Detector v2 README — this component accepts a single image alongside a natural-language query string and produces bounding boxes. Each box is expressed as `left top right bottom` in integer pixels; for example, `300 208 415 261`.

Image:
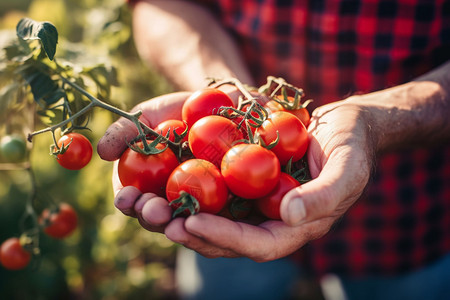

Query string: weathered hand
97 89 375 262
159 99 374 261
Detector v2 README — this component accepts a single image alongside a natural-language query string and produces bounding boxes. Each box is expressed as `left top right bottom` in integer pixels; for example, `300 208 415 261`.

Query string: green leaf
81 64 118 99
16 18 58 61
37 106 64 126
18 64 62 105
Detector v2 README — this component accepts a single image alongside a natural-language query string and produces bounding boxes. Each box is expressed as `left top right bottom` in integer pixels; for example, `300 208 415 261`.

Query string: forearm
131 0 253 91
346 61 450 153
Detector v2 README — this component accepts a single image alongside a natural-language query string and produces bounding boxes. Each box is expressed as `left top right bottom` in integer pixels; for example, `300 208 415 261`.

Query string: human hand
159 99 375 261
98 89 374 262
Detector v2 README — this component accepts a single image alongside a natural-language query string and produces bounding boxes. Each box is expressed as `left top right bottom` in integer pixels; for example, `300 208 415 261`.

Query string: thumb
280 166 363 226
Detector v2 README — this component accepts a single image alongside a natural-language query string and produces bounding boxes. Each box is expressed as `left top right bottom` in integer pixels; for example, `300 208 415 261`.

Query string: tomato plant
182 88 235 127
0 237 31 270
39 202 78 239
154 119 188 143
188 115 244 167
166 159 228 216
0 135 27 163
55 133 93 170
221 143 281 199
256 111 309 166
118 142 179 196
255 172 300 220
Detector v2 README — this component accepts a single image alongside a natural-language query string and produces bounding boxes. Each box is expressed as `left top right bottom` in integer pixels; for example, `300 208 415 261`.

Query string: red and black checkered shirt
132 0 450 277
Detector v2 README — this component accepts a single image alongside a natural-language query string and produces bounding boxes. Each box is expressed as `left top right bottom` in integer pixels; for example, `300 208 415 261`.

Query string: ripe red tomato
256 111 308 166
265 97 311 127
188 115 244 167
221 144 281 199
255 172 300 220
0 237 31 270
154 119 188 143
182 88 235 127
56 133 93 170
166 159 228 216
118 142 179 196
40 203 78 239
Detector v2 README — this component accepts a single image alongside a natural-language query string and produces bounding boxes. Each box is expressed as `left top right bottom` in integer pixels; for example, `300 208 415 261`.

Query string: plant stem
60 77 181 149
209 78 256 109
28 75 177 150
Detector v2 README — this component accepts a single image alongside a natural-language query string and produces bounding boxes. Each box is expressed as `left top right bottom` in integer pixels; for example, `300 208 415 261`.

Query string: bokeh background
0 0 179 299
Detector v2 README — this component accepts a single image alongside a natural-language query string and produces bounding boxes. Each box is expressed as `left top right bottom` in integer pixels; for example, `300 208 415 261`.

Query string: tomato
264 97 311 127
255 172 300 220
55 133 93 170
0 237 31 270
0 135 27 163
40 203 78 239
118 142 179 196
154 119 188 143
256 111 308 166
182 88 235 127
188 115 244 167
166 159 228 216
221 144 281 199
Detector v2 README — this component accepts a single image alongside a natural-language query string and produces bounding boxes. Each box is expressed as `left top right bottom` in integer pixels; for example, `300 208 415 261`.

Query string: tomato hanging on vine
54 133 93 170
0 237 31 270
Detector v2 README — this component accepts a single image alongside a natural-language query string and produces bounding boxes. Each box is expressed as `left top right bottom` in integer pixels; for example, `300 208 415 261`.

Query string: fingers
280 148 370 226
166 213 333 262
165 216 239 259
134 193 171 233
167 213 284 261
114 186 141 217
114 185 172 233
141 195 172 225
186 214 276 260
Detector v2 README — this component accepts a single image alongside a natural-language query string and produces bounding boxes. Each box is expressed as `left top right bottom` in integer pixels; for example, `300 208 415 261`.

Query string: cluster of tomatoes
0 202 78 270
0 133 86 271
118 87 311 220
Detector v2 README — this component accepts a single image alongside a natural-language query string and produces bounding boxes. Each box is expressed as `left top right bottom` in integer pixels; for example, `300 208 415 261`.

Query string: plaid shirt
132 0 450 277
192 0 450 278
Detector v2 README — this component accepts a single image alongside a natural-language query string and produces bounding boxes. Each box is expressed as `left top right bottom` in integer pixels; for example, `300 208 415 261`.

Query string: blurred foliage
0 0 178 299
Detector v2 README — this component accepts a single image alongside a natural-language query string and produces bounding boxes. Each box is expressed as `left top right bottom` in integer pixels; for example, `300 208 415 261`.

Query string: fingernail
287 198 306 225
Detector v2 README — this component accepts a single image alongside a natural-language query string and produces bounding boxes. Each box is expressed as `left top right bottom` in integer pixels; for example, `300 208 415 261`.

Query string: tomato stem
169 191 200 217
